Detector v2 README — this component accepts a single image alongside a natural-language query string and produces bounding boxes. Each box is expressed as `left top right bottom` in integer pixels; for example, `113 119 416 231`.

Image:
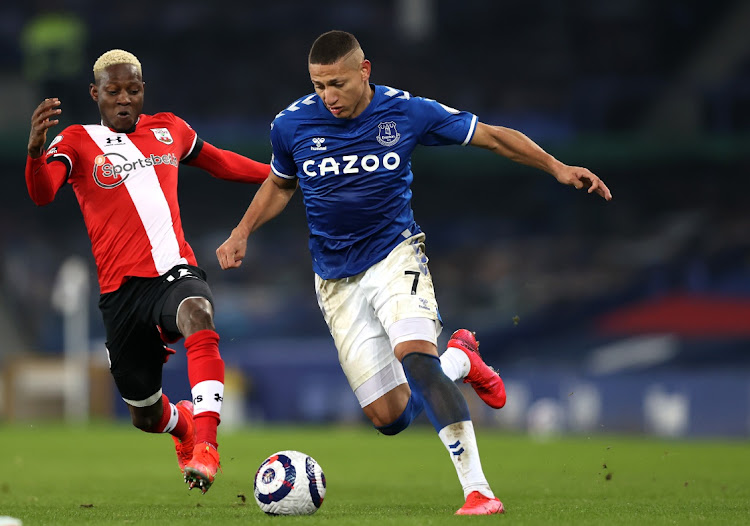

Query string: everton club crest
151 128 174 144
376 121 400 147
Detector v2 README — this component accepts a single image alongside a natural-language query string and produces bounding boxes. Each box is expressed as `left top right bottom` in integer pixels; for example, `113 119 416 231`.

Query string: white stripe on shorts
388 317 440 348
353 359 407 407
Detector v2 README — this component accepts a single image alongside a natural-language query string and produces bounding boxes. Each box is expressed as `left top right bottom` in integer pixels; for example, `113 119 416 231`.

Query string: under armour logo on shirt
106 136 124 145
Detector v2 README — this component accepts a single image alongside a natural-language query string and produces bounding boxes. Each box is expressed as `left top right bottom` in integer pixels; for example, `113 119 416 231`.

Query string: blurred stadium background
1 0 749 438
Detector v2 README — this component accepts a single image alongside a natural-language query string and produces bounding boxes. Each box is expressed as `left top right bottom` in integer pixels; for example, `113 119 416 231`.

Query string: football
253 450 326 515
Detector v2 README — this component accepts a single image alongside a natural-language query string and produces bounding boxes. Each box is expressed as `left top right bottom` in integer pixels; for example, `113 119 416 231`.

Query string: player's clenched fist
216 232 247 269
28 98 62 158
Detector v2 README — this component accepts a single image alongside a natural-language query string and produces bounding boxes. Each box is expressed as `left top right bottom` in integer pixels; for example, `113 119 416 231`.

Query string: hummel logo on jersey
106 136 124 145
311 137 327 151
376 121 400 147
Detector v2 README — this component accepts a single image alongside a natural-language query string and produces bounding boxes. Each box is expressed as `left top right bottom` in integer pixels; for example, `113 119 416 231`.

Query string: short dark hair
308 30 361 65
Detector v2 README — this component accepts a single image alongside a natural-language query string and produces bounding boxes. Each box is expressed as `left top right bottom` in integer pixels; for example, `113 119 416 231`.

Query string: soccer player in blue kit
217 30 612 515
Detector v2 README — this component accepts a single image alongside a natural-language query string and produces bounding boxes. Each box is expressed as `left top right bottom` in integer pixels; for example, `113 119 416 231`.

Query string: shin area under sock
401 352 470 431
184 329 224 447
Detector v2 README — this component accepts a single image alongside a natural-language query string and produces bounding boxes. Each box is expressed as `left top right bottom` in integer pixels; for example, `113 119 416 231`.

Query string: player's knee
177 297 215 335
373 395 421 435
401 352 443 385
375 415 409 436
366 405 404 431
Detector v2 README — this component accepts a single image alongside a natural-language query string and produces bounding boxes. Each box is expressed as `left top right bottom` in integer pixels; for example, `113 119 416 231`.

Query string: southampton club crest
376 121 400 147
150 127 173 144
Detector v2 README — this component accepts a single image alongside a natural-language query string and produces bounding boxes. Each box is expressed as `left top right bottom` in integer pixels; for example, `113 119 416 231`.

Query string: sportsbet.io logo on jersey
92 152 178 189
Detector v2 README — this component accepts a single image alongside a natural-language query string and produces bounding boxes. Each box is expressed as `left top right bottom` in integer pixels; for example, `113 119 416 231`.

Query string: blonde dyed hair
92 49 142 81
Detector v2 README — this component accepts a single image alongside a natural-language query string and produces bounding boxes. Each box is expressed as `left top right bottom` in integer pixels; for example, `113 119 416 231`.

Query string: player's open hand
216 231 248 270
554 164 612 201
28 98 62 158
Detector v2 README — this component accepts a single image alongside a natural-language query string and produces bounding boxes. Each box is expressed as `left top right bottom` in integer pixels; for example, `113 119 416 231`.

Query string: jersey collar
100 115 141 134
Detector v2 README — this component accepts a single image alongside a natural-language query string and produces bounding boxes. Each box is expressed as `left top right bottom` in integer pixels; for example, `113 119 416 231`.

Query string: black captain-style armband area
181 136 204 163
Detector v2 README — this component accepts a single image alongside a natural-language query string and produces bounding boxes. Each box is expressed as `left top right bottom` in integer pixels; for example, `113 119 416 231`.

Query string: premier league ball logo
253 450 326 515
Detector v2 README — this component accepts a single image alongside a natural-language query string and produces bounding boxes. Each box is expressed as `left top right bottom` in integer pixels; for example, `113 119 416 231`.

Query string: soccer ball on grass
253 450 326 515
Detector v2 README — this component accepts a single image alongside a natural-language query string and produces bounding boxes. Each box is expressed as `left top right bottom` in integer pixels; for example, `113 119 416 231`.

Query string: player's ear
90 83 98 102
361 59 371 81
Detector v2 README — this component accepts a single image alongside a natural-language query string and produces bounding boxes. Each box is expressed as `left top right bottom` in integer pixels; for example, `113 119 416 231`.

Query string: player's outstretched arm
216 174 298 270
25 98 68 206
186 141 271 185
470 122 612 201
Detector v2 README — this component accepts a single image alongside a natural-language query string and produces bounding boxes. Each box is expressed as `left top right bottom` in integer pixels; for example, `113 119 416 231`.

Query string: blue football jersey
270 84 478 279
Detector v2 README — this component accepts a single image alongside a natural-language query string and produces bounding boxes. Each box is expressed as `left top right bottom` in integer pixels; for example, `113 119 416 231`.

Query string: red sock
184 329 224 448
146 394 188 437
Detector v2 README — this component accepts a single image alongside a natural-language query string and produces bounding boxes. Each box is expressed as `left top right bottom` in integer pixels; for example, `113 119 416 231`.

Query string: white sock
191 380 224 417
438 421 495 499
440 347 471 382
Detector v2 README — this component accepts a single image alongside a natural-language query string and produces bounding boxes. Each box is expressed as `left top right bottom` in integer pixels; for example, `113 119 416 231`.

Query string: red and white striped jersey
45 113 199 293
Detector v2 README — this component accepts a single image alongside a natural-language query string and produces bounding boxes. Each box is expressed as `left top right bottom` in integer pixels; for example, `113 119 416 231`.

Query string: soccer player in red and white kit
25 49 270 494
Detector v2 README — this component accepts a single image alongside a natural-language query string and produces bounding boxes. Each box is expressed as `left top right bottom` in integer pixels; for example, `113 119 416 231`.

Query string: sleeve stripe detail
461 115 478 146
271 164 295 179
47 153 73 178
182 132 200 161
181 137 204 163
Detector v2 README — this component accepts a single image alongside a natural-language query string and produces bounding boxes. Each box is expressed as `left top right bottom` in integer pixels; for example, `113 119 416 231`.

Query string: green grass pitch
2 422 749 525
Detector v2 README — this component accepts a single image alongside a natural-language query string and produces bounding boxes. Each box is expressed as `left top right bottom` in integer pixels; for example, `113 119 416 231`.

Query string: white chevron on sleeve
383 86 400 97
384 86 411 100
276 95 315 118
439 102 460 114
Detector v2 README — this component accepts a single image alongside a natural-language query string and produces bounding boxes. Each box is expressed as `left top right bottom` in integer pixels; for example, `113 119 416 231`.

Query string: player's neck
350 84 374 119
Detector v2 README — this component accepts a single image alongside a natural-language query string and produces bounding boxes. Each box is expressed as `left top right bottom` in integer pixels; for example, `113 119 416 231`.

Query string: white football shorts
314 233 442 407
